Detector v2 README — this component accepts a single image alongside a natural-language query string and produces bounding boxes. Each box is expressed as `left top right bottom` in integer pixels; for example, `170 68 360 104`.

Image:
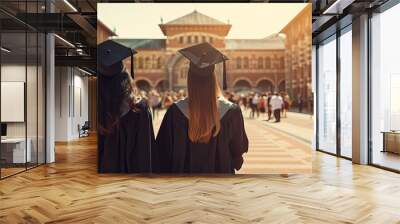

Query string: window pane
371 4 400 171
27 31 38 168
1 31 28 177
340 29 352 158
318 36 337 154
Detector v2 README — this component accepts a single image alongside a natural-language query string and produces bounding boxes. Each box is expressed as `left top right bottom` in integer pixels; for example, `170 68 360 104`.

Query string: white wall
1 65 33 138
54 67 89 141
71 73 89 138
1 63 46 164
1 65 26 139
55 66 69 141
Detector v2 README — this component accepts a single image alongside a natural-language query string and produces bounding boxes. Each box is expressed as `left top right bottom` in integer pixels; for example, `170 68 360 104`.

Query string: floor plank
0 117 400 223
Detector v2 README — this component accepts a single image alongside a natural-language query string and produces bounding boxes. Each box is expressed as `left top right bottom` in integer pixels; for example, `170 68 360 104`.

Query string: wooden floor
1 167 26 178
1 133 400 223
372 151 400 171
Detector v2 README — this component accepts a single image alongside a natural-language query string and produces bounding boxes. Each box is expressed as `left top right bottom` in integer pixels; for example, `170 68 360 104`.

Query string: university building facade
101 6 311 103
280 4 312 106
114 10 289 93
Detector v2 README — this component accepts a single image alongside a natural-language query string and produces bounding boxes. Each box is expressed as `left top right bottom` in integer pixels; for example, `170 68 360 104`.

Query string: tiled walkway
244 109 314 143
238 112 312 174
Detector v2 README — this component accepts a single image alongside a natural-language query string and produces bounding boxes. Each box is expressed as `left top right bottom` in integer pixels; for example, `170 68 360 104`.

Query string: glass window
152 55 156 69
244 57 249 69
157 57 162 69
138 57 143 69
317 35 337 154
280 57 285 69
257 57 263 69
145 57 150 69
371 3 400 171
1 31 28 177
265 57 271 69
0 1 46 178
339 27 352 158
236 57 242 69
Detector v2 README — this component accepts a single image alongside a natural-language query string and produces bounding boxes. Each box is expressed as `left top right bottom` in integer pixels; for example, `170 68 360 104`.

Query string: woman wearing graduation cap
97 40 155 173
155 42 248 174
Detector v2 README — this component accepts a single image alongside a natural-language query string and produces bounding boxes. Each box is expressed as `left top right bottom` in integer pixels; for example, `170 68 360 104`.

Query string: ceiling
1 0 97 72
311 0 391 43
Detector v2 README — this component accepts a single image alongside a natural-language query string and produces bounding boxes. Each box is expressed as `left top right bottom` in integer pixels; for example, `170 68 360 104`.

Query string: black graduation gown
98 100 155 173
155 98 248 174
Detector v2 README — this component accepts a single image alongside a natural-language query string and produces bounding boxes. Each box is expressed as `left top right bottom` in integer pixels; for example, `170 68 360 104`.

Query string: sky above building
98 3 308 39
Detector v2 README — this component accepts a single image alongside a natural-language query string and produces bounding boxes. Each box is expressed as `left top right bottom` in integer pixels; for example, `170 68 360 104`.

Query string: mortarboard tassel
131 51 134 79
222 60 227 90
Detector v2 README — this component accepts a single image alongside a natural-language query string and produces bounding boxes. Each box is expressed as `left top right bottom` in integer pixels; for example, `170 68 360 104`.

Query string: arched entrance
256 79 274 92
136 79 151 92
278 80 286 92
155 80 168 92
233 79 252 92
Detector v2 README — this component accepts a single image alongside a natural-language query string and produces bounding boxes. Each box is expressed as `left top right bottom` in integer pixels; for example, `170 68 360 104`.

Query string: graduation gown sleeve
127 102 155 173
99 101 155 173
229 106 249 171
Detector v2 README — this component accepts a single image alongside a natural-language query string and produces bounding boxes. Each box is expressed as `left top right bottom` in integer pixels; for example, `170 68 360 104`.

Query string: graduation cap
98 40 137 78
179 42 229 90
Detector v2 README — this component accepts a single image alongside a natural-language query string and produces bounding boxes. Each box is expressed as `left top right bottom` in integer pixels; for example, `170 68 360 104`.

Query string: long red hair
187 64 221 143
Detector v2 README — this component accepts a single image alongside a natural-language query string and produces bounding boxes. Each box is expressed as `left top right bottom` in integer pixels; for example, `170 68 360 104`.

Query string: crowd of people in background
225 91 291 123
141 89 187 120
139 88 294 123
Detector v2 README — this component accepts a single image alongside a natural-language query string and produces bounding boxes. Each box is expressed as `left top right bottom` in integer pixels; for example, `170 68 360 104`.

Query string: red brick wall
280 4 312 100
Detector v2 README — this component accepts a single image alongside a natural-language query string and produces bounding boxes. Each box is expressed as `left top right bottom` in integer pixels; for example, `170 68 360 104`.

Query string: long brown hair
98 66 138 136
187 64 221 143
